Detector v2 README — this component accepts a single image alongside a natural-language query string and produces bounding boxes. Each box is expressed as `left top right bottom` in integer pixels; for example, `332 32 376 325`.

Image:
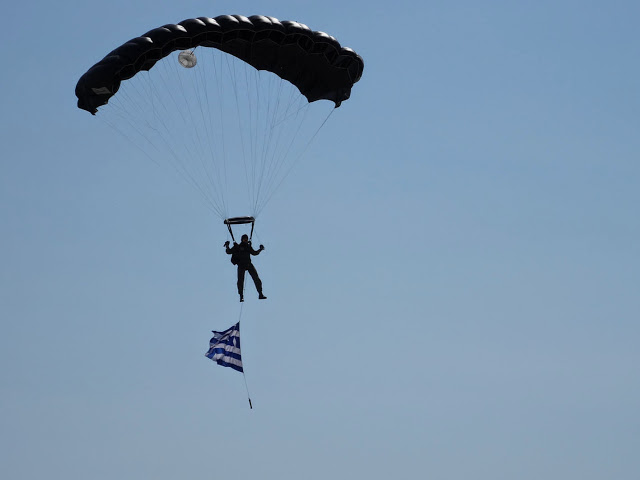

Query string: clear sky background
1 1 639 479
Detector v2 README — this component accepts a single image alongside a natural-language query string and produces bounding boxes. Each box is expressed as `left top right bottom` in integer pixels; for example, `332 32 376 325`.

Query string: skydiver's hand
224 240 230 247
259 244 264 250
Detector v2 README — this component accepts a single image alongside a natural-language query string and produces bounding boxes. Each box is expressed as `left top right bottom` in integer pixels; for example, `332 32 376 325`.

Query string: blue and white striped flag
205 322 243 372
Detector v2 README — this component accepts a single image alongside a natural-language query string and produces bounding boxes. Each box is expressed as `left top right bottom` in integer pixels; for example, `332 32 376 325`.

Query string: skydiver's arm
250 244 265 255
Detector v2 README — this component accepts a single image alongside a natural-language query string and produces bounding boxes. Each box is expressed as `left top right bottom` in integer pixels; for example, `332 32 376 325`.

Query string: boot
239 294 244 302
259 293 267 300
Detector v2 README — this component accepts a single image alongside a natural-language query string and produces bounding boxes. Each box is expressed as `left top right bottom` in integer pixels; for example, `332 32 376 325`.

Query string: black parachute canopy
76 14 364 114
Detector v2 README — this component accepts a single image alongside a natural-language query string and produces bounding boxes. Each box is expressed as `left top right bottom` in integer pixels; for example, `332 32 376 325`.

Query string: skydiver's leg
247 264 263 294
237 266 246 297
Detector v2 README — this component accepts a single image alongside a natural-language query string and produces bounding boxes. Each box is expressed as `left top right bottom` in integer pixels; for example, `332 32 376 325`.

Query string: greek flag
205 322 243 372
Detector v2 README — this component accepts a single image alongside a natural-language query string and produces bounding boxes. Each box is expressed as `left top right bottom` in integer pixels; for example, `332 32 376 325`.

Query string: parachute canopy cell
75 14 364 114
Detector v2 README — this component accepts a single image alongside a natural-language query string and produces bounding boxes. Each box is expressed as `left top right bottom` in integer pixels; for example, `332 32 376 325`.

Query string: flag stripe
207 348 241 361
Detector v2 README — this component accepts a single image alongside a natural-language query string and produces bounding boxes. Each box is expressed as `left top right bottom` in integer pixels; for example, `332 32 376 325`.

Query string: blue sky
1 1 639 479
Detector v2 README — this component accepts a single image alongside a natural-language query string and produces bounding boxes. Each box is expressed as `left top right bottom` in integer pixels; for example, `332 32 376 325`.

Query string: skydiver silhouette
224 234 266 302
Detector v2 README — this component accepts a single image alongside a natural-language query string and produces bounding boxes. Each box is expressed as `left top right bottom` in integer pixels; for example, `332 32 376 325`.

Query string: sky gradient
1 1 639 479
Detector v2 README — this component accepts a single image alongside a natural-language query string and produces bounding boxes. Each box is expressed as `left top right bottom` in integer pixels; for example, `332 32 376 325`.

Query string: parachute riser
224 216 256 243
226 223 236 243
